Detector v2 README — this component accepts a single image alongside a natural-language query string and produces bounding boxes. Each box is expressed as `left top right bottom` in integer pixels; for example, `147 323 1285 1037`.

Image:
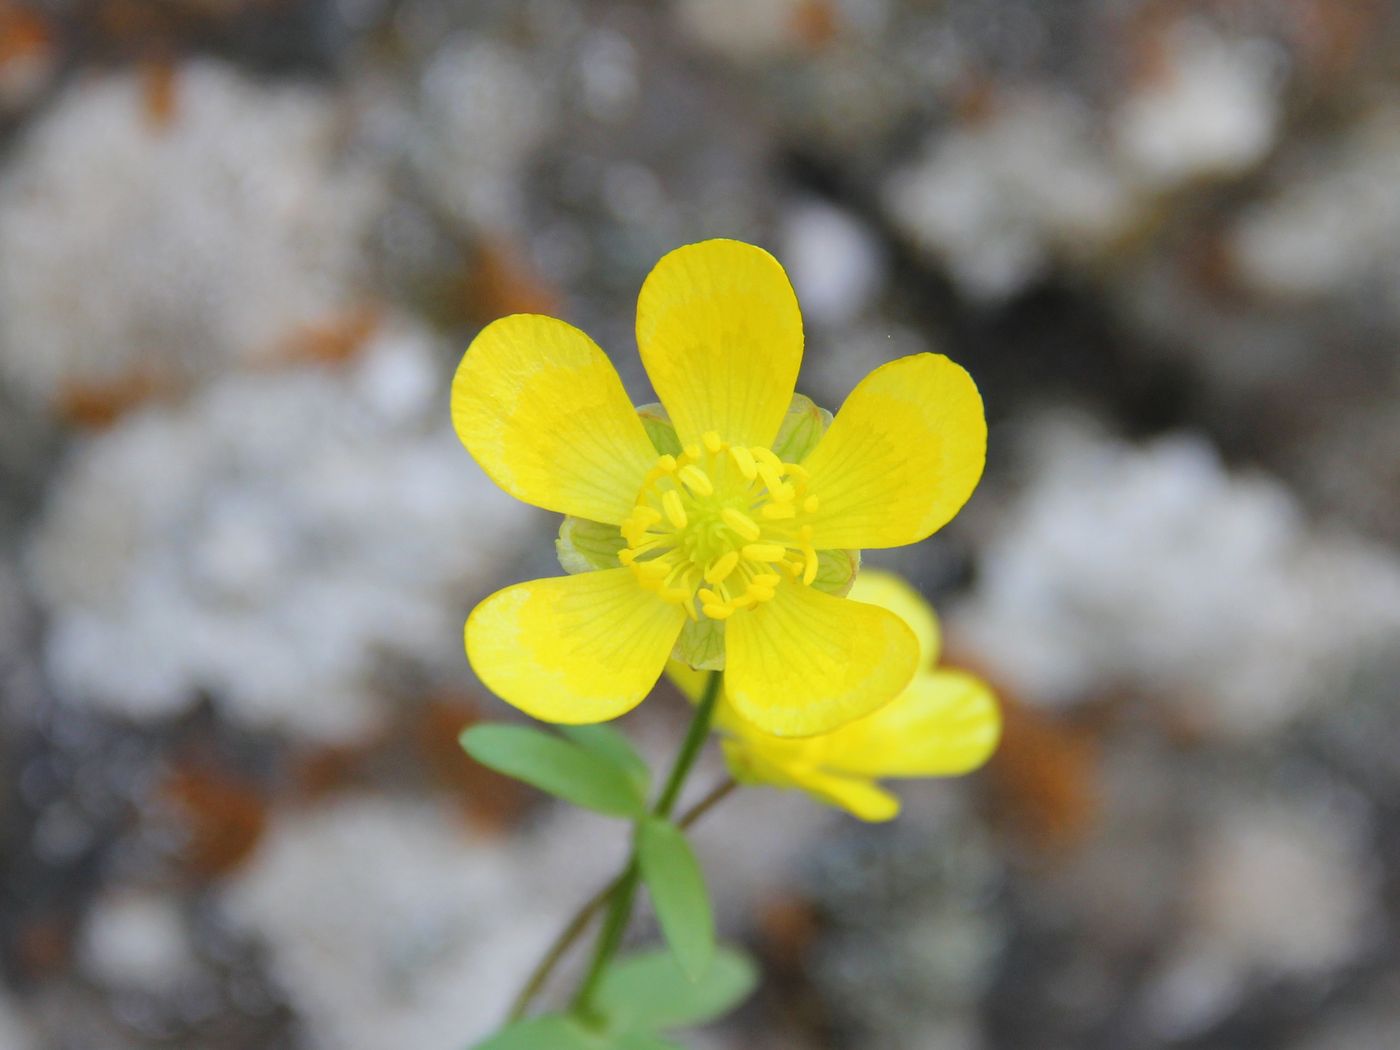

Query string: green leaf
637 818 714 980
770 393 832 463
636 402 682 456
613 1034 686 1050
461 725 648 819
559 725 650 797
471 1015 604 1050
594 947 758 1034
557 517 627 574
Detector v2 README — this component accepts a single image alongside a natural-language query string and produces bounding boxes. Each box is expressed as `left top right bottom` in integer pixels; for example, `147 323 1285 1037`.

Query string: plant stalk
567 670 723 1018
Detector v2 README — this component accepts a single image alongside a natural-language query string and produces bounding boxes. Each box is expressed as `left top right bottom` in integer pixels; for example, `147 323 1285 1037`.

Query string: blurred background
0 1 1398 1047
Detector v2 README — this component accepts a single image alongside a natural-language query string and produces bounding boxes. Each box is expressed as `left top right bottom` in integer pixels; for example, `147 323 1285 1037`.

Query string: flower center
620 431 820 620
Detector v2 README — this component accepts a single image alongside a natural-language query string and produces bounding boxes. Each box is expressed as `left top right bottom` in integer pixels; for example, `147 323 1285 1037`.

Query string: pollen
619 434 824 619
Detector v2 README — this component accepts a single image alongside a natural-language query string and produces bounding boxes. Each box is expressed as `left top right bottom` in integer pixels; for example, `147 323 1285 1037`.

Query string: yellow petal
847 569 942 667
635 240 803 449
824 670 1001 778
791 767 901 821
723 738 900 821
452 314 657 524
801 354 986 549
724 584 918 737
466 568 686 724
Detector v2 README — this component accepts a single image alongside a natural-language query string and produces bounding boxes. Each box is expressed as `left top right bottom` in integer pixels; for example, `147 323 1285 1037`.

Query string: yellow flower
670 570 1001 820
452 239 985 737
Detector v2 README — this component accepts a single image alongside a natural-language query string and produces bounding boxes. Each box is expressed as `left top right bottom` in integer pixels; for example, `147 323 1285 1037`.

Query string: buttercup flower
452 239 985 736
670 571 1001 820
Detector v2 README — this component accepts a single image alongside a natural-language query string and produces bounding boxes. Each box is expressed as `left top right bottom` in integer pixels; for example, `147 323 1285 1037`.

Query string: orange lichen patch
755 892 822 972
464 238 561 322
160 765 268 880
14 914 73 980
1283 0 1383 78
0 3 54 109
141 56 179 129
790 0 840 50
418 697 534 835
981 692 1101 854
290 740 377 800
951 74 1002 126
94 0 170 44
56 371 172 428
275 305 383 367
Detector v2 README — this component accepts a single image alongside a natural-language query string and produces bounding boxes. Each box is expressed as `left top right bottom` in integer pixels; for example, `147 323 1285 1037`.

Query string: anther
701 603 733 620
721 508 761 541
702 431 724 453
662 490 687 529
756 461 793 501
678 465 714 496
729 446 758 481
639 560 672 580
704 550 740 584
657 454 677 473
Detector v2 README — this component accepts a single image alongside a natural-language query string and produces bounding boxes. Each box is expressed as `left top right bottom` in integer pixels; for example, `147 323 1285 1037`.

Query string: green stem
505 777 737 1022
569 670 724 1017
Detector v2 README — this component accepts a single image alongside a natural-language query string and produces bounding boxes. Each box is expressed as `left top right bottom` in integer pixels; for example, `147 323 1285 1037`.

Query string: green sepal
460 725 648 819
671 616 724 672
637 818 714 980
812 548 860 597
636 402 682 456
557 517 627 574
594 947 758 1035
559 724 650 798
770 393 832 463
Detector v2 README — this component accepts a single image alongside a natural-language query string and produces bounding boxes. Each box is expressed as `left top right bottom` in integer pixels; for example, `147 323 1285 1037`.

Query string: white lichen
26 318 534 741
0 60 383 408
953 413 1400 739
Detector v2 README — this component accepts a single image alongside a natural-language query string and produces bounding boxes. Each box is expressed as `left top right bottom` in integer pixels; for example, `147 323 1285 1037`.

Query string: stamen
701 603 734 620
704 550 740 584
678 465 714 496
800 526 819 586
638 560 672 581
662 490 687 528
729 446 758 481
742 544 787 563
760 502 795 520
721 508 761 541
702 431 724 453
756 460 793 501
